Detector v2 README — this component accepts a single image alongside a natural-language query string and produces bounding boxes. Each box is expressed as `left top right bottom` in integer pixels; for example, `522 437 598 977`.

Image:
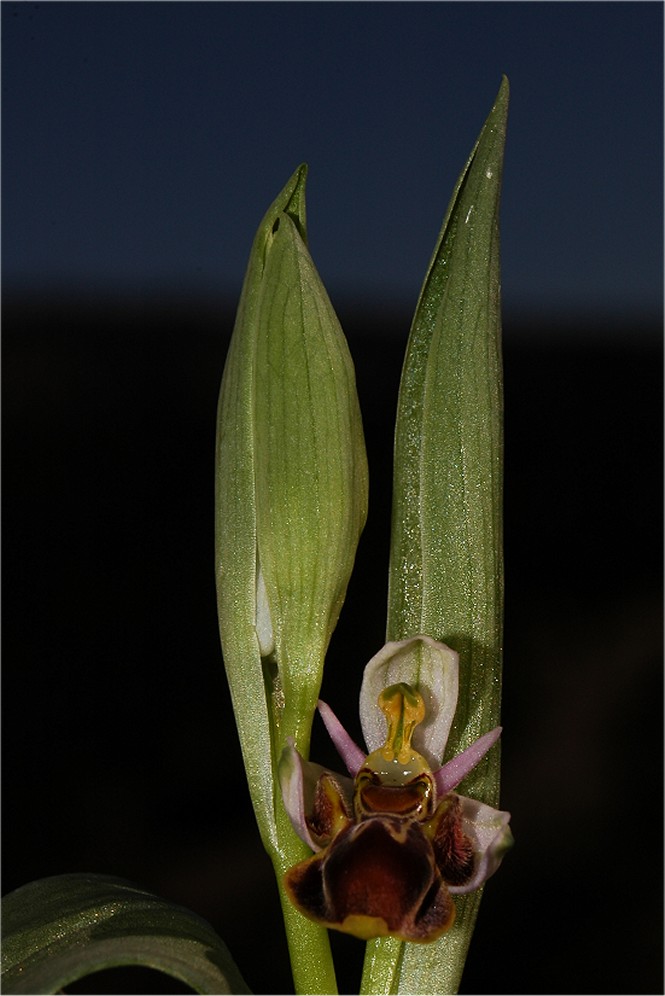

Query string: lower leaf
1 873 251 995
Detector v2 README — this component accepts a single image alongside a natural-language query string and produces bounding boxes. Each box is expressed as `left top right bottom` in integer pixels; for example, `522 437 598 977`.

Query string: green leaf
388 79 508 773
1 873 251 995
362 76 509 996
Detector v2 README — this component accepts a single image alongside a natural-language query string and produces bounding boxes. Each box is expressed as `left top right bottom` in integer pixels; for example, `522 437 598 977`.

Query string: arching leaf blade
1 873 251 995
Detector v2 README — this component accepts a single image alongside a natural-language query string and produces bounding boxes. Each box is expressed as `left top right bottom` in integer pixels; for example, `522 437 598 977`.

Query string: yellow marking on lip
339 913 390 940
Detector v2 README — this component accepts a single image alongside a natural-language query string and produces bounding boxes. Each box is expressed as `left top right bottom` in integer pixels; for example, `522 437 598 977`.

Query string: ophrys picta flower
279 636 512 942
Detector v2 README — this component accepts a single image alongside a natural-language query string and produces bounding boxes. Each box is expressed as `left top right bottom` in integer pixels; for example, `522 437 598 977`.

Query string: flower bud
215 165 368 852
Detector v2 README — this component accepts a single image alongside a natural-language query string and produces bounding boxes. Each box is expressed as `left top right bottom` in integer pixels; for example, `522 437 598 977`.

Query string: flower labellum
279 636 512 942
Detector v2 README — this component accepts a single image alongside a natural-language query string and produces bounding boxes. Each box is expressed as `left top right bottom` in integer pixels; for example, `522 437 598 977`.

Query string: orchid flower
279 636 512 943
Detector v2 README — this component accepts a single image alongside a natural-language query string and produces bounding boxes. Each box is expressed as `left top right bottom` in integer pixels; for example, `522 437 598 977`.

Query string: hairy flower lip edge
278 635 512 895
279 742 338 852
447 796 513 895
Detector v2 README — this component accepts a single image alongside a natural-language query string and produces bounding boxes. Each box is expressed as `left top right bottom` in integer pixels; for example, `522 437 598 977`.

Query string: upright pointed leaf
362 77 509 996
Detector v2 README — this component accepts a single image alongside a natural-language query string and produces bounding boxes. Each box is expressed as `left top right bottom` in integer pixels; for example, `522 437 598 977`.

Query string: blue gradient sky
3 1 663 322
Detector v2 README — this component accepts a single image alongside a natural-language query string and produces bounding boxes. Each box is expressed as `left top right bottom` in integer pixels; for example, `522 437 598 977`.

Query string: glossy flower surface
279 636 512 942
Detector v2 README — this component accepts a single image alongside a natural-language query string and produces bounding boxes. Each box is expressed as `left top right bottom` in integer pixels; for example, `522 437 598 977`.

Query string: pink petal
317 700 366 776
434 727 503 796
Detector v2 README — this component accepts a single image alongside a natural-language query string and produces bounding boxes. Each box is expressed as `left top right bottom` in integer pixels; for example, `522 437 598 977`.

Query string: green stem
272 789 338 995
360 937 403 995
275 873 338 995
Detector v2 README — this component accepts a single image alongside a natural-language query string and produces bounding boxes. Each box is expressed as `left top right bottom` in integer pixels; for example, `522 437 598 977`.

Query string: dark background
3 3 663 994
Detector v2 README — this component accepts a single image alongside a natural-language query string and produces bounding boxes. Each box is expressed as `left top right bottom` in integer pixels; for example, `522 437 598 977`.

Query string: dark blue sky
3 2 663 325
